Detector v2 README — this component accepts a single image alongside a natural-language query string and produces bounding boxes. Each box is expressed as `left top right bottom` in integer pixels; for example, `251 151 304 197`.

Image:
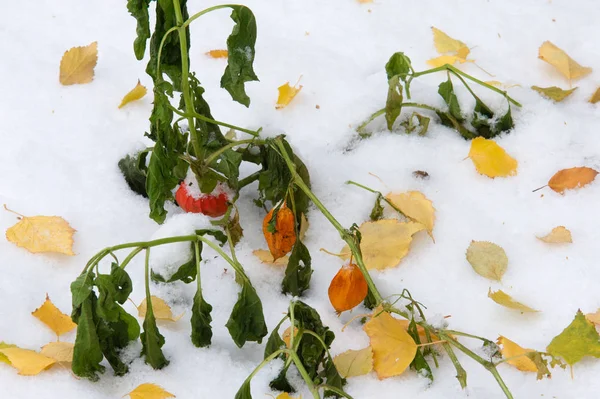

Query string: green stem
144 248 153 305
168 104 260 137
181 4 234 30
203 139 263 166
289 351 321 399
319 385 355 399
156 26 179 78
345 180 409 219
239 348 288 389
444 330 493 342
441 341 468 389
238 171 261 189
357 109 385 134
194 241 202 296
196 235 249 283
119 247 144 269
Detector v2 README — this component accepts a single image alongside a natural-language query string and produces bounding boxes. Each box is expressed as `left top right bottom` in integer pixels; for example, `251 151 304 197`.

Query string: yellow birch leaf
531 86 577 102
468 137 518 178
466 241 507 281
590 87 600 104
5 207 76 255
538 41 592 81
497 336 537 372
537 226 572 244
59 42 98 85
488 289 539 313
126 383 175 399
431 27 470 59
137 296 183 322
339 220 425 270
119 80 147 109
385 191 435 240
333 347 374 378
40 342 74 363
276 394 301 399
205 49 228 58
276 80 303 109
426 55 474 68
548 167 598 193
32 294 77 337
253 249 289 266
0 342 16 365
0 347 56 376
364 311 417 379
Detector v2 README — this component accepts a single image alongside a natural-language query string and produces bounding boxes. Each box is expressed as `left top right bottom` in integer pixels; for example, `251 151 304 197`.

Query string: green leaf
438 76 463 122
118 151 149 198
474 96 494 119
95 264 134 322
492 104 514 135
363 288 378 310
234 380 252 399
191 290 213 348
436 111 477 140
320 357 346 397
226 280 268 347
96 306 140 376
220 6 259 107
152 243 197 284
264 319 286 359
369 194 384 221
282 240 313 297
126 0 151 60
385 75 403 131
531 86 577 102
71 271 95 313
547 310 600 365
407 318 433 383
385 52 412 81
269 366 295 393
72 294 105 381
140 296 169 369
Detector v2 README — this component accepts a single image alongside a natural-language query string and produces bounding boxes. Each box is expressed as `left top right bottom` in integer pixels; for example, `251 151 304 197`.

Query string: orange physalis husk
263 202 297 260
328 263 369 313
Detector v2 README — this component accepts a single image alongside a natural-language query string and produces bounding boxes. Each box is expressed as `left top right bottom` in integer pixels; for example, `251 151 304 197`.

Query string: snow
2 0 600 398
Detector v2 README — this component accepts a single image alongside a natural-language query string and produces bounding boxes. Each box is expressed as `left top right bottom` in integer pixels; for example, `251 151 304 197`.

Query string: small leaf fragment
119 80 147 109
59 42 98 85
589 87 600 104
32 294 77 337
0 347 56 375
253 249 289 266
40 342 74 363
466 241 508 281
138 296 183 322
531 86 577 102
488 289 539 313
206 49 228 58
538 41 592 81
537 226 572 244
547 310 600 365
276 80 303 109
468 137 518 178
548 167 598 193
126 383 175 399
333 347 374 378
497 336 537 372
0 342 16 365
385 191 436 239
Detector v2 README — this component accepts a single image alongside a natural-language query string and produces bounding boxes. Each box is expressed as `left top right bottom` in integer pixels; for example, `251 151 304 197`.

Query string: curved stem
196 235 249 282
319 385 355 399
120 247 144 269
181 4 234 30
289 351 321 399
144 248 152 302
357 108 385 134
156 26 179 78
238 170 261 189
203 138 263 166
168 104 260 137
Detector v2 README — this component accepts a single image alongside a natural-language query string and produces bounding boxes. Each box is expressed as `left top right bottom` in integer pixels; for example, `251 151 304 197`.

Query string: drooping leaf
119 80 148 108
547 310 600 365
127 0 151 60
333 347 373 378
538 41 592 82
537 226 572 244
96 306 140 376
152 244 196 284
0 347 56 376
126 383 175 399
385 75 403 130
31 294 77 337
226 280 268 348
468 137 518 178
438 75 463 122
466 240 508 281
234 380 252 399
497 336 537 372
531 86 577 102
5 210 76 255
369 194 384 221
406 318 433 382
282 240 313 297
264 322 286 359
140 295 169 369
269 367 295 393
276 80 303 109
191 282 213 348
385 52 412 81
385 191 435 239
548 167 598 193
119 151 149 198
72 295 105 381
488 289 539 313
59 42 98 85
40 342 74 363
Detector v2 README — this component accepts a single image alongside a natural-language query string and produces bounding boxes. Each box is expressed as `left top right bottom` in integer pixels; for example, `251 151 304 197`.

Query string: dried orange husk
328 263 368 313
263 202 297 260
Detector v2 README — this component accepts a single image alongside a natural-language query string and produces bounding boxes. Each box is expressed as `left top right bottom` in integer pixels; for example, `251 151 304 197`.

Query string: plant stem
120 247 144 269
238 171 261 189
144 248 153 306
168 104 261 137
345 180 409 219
196 235 249 283
194 241 202 298
203 138 263 166
357 109 385 134
156 26 179 78
181 4 234 30
441 341 468 389
239 348 287 389
319 385 355 399
289 351 321 399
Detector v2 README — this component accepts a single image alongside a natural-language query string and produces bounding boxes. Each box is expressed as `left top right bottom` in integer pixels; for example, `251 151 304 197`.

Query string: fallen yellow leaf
339 220 425 270
0 342 16 365
276 79 303 109
427 55 474 68
333 347 373 378
466 241 508 281
59 42 98 85
138 296 183 322
119 80 147 109
126 383 175 399
5 206 76 255
431 27 470 58
468 137 518 178
253 249 289 266
364 311 417 379
497 336 537 372
385 191 435 240
276 393 301 399
531 86 577 102
205 49 228 58
548 167 598 193
40 342 74 363
32 294 77 337
538 41 592 82
590 87 600 104
537 226 572 244
488 289 539 313
0 347 56 376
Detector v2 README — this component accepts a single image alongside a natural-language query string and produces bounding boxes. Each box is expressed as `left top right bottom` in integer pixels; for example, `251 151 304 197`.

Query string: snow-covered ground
2 0 600 397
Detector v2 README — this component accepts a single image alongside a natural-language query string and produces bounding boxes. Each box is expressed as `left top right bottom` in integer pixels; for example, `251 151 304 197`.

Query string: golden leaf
138 296 183 322
126 383 175 399
364 311 417 379
282 326 299 348
468 137 518 178
538 41 592 82
531 86 577 102
59 42 98 85
32 294 77 337
488 289 539 313
40 342 74 363
276 394 301 399
548 167 598 193
5 206 76 255
590 87 600 104
276 80 303 109
119 80 147 109
333 347 374 378
497 336 537 372
0 342 16 365
431 27 470 57
339 220 425 270
385 191 435 239
466 241 508 281
205 49 228 58
253 249 289 266
0 347 56 376
537 226 572 244
426 55 474 68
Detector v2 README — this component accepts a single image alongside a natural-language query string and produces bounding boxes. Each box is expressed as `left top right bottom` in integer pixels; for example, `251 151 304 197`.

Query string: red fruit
175 182 229 217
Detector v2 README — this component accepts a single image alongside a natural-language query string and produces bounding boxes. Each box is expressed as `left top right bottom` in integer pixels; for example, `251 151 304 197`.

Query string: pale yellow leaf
431 27 470 59
497 336 537 372
358 0 373 3
59 42 98 85
537 226 572 244
333 347 373 378
590 87 600 104
385 191 435 240
538 41 592 81
32 294 77 337
126 383 175 399
253 249 289 266
119 80 147 109
339 220 425 270
466 241 508 281
531 86 577 102
0 347 56 376
40 342 74 363
276 80 303 109
276 393 301 399
488 289 539 313
138 296 183 322
364 311 417 379
0 342 16 365
426 55 474 68
468 137 518 178
205 49 228 58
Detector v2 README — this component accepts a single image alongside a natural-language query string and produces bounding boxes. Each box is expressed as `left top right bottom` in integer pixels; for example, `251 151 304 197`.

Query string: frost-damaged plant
357 52 522 139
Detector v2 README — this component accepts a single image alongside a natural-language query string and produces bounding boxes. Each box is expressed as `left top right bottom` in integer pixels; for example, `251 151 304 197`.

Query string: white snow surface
2 0 600 398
